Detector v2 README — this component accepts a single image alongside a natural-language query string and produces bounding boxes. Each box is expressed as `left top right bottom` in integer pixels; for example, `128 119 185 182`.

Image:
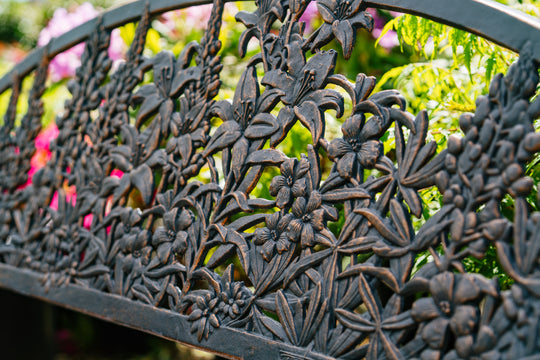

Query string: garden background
0 0 538 358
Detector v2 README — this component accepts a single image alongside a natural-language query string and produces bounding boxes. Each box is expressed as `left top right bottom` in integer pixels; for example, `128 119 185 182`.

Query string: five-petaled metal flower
411 272 493 359
216 265 252 320
254 212 292 261
151 208 192 266
312 0 373 59
119 229 152 272
269 157 309 208
109 208 152 273
328 114 383 179
288 191 338 248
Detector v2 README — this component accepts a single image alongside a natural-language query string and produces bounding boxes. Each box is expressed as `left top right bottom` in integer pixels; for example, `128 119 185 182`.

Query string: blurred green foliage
377 0 540 286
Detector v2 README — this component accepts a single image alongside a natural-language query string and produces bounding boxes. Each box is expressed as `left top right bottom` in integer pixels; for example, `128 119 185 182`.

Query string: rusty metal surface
1 0 540 359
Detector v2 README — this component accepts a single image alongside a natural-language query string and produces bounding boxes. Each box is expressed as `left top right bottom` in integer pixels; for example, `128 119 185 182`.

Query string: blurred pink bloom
373 29 399 49
158 3 238 36
299 2 319 34
50 191 59 210
159 11 178 34
34 124 59 151
38 3 125 82
367 8 399 50
49 185 76 210
83 214 93 229
22 124 59 188
110 169 124 178
185 5 213 29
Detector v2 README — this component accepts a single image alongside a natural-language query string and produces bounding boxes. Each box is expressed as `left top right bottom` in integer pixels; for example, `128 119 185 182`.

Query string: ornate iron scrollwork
1 0 540 358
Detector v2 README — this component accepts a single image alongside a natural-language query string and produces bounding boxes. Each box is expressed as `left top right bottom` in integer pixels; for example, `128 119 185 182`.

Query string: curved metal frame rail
1 0 539 358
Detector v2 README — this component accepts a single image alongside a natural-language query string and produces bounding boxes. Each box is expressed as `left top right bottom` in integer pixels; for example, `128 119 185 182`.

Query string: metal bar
0 263 333 360
1 0 540 94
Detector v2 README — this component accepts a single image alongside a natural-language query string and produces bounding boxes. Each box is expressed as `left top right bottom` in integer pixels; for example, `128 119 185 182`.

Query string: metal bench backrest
1 0 540 358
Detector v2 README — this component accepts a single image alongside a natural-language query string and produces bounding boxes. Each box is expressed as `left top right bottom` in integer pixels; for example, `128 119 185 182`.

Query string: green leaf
464 37 474 79
375 18 397 48
485 51 497 84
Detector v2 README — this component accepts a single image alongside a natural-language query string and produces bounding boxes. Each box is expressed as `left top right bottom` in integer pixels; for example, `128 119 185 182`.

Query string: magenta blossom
367 8 399 50
22 124 59 188
38 2 125 81
299 2 319 33
158 3 238 36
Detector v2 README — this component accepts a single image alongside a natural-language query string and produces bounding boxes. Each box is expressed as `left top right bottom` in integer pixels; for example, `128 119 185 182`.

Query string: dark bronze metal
1 0 540 358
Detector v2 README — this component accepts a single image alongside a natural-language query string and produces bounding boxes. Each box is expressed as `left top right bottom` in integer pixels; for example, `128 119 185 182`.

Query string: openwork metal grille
1 0 540 358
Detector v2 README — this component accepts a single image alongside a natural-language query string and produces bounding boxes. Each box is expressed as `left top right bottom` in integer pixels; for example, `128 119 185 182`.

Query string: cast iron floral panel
1 0 540 359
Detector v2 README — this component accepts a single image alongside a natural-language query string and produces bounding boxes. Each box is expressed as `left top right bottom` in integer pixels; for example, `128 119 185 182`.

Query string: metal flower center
286 176 294 187
349 138 361 152
336 0 352 19
133 250 141 258
270 230 279 241
302 214 311 223
439 300 452 315
167 229 176 239
296 69 317 103
235 99 254 129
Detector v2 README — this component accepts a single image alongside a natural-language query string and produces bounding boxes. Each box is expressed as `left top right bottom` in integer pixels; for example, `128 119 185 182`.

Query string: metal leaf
276 290 298 345
283 248 333 286
246 149 288 166
130 164 154 206
338 264 400 293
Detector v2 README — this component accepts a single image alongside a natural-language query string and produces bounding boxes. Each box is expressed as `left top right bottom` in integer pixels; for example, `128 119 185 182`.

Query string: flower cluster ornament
185 265 253 340
328 114 383 177
410 272 497 359
288 191 338 248
269 157 310 209
1 0 540 359
254 212 292 261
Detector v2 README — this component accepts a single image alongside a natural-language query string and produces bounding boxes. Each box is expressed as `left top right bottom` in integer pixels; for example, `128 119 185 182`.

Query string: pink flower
34 124 59 151
185 5 214 29
38 3 125 82
83 214 93 229
20 124 59 188
367 8 399 50
157 3 238 36
50 191 60 210
373 29 399 50
299 2 320 33
110 169 124 178
159 11 178 34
